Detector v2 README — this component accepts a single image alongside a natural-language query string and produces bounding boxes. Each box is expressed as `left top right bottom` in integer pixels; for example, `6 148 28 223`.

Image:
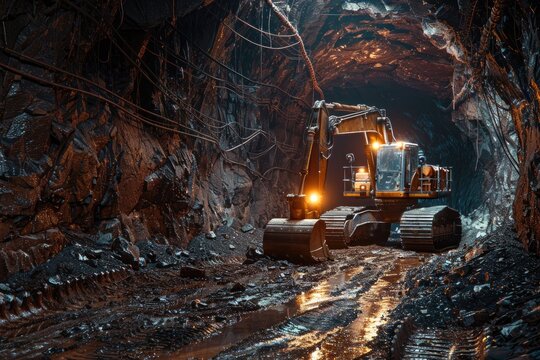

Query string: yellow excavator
263 101 462 263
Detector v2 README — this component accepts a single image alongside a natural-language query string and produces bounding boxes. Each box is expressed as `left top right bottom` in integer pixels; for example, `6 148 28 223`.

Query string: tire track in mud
396 327 486 359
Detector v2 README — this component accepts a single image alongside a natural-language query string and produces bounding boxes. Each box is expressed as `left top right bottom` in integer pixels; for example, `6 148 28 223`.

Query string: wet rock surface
0 223 538 359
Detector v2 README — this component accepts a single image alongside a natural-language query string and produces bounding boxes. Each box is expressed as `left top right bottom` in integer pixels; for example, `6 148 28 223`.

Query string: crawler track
320 207 358 248
400 206 462 251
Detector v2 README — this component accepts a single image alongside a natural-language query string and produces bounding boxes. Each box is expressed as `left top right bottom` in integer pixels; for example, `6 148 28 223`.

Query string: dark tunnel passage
323 82 483 216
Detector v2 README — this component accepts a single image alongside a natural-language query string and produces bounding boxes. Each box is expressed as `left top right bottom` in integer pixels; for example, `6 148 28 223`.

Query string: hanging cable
1 47 212 138
58 0 304 169
230 11 297 38
60 0 309 136
480 84 520 172
166 23 310 108
0 58 297 158
220 19 301 50
0 61 218 142
264 0 324 100
485 83 520 162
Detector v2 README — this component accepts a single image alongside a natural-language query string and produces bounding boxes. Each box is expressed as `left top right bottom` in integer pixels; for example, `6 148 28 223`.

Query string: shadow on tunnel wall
322 81 483 217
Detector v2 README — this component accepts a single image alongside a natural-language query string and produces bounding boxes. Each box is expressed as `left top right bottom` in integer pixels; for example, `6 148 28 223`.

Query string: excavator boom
263 101 393 262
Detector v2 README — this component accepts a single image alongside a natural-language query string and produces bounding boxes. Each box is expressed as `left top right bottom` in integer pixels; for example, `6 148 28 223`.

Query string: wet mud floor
0 245 430 359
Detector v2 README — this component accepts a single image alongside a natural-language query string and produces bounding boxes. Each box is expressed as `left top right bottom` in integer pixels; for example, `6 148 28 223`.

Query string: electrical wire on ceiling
0 48 299 159
480 83 520 173
231 11 297 38
264 0 324 100
221 19 301 50
164 22 310 108
60 0 309 111
147 39 301 127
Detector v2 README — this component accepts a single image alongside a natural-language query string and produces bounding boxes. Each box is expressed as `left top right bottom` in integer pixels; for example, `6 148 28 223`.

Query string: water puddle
311 256 422 359
172 265 364 359
169 254 423 359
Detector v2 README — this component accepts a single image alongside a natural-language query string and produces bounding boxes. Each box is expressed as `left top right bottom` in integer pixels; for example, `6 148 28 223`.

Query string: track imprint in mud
214 253 422 359
0 246 429 359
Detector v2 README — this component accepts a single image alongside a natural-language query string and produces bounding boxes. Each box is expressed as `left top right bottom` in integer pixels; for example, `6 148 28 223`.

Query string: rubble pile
187 224 262 261
0 223 262 308
369 223 540 359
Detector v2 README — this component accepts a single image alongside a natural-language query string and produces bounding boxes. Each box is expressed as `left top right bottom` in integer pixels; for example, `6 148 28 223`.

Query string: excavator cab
375 143 418 197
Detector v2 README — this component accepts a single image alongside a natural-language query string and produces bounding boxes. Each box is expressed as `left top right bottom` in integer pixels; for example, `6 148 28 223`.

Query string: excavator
263 101 462 263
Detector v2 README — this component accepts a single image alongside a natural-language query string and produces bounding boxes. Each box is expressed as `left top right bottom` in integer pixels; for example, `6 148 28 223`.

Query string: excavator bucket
263 218 332 263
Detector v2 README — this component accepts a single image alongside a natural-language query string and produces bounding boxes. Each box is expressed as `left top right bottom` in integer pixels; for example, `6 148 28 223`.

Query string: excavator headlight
372 141 380 150
308 193 320 204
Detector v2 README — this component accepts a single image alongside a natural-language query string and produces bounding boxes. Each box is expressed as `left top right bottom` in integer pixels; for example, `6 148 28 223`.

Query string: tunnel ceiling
298 1 455 98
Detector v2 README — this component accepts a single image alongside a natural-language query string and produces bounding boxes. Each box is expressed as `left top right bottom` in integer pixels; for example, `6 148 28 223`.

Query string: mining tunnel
0 0 539 359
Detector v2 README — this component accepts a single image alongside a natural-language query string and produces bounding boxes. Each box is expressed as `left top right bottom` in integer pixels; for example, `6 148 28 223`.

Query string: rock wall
0 0 304 279
426 0 540 254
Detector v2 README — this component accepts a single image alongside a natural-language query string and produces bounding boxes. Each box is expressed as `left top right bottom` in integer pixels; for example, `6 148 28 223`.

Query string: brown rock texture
0 0 299 279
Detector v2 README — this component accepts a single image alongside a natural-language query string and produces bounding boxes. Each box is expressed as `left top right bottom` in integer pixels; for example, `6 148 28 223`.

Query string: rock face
0 0 539 279
373 224 540 358
0 0 298 280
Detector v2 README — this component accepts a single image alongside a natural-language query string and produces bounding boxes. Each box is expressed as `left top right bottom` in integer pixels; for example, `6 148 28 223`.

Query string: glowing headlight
308 193 320 204
371 141 380 150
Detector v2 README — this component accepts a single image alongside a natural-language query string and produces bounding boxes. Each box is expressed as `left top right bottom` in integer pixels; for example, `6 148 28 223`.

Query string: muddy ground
0 224 538 359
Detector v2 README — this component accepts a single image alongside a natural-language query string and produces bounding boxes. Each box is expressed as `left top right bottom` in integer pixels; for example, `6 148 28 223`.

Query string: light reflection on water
174 265 364 359
172 256 422 359
296 266 364 313
310 256 421 359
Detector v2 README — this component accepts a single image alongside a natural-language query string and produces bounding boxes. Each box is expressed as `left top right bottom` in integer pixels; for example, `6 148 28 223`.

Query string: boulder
180 266 206 279
111 237 140 269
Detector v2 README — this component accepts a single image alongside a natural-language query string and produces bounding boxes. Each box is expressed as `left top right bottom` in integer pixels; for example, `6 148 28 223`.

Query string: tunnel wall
0 0 309 279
